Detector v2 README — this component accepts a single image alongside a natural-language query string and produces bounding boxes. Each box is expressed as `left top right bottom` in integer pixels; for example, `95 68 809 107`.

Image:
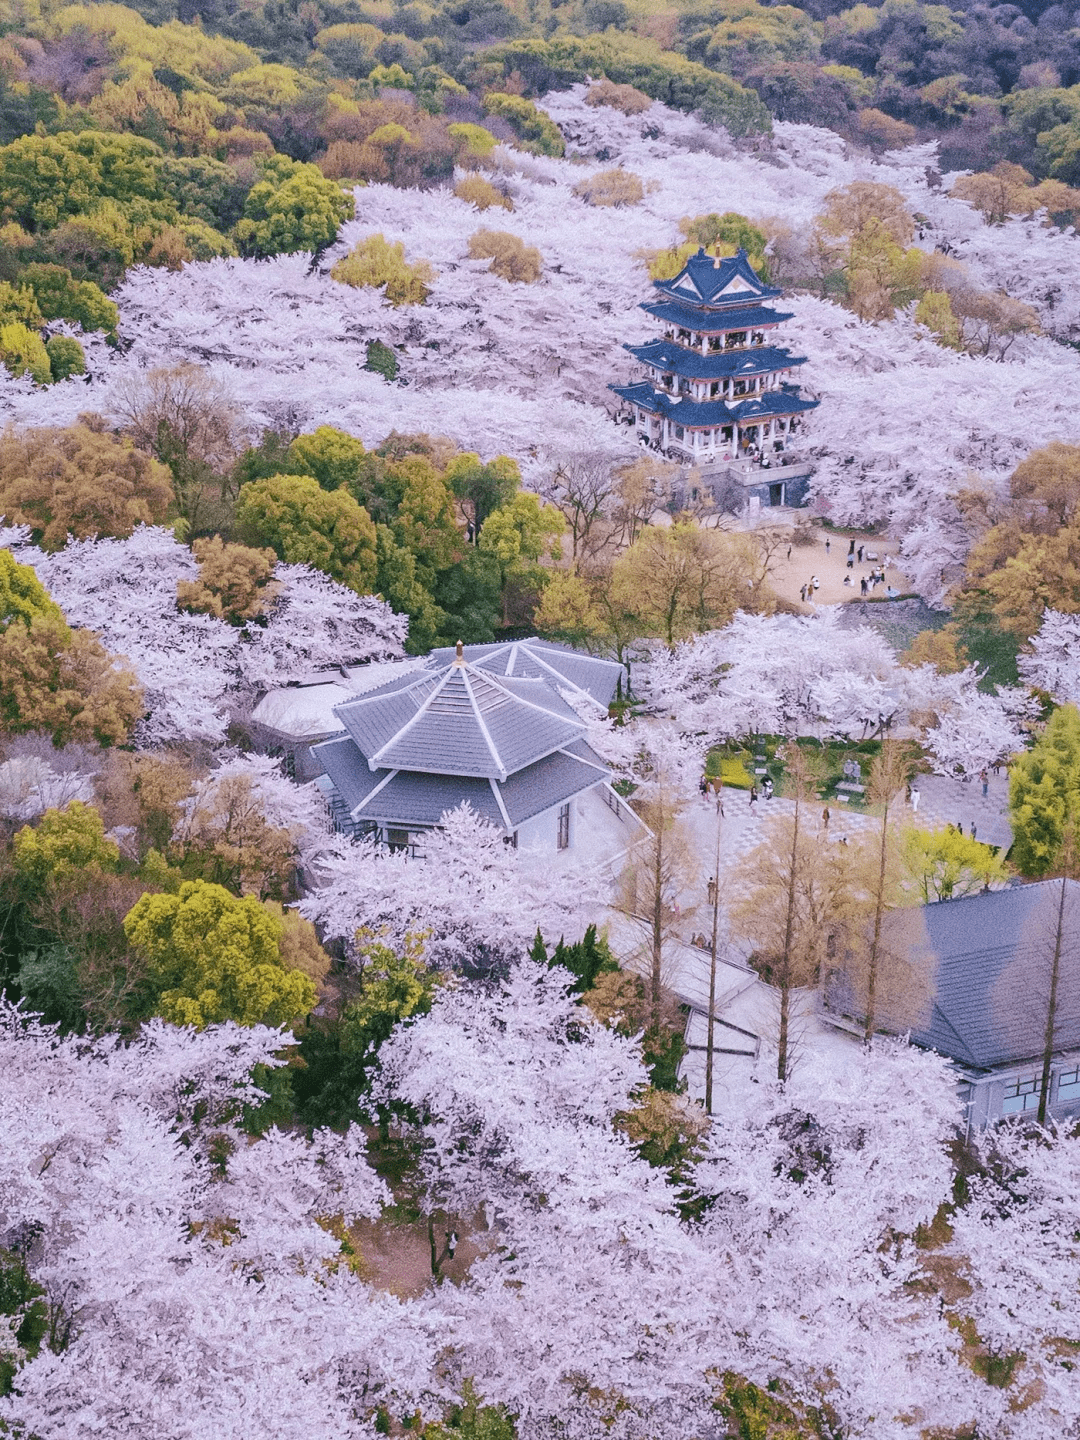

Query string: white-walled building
311 638 639 859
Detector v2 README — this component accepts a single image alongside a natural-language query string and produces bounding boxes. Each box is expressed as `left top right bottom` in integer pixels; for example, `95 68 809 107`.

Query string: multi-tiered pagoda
611 248 818 467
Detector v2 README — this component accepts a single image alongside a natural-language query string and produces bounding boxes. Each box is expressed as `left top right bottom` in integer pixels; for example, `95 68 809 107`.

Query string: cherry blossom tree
1017 609 1080 703
0 1001 434 1440
300 802 608 974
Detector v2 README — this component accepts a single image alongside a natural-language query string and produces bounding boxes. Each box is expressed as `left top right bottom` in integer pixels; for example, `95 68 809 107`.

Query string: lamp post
704 780 724 1116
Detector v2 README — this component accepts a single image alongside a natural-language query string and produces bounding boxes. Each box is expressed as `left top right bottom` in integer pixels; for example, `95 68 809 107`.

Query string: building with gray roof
311 641 639 858
825 880 1080 1129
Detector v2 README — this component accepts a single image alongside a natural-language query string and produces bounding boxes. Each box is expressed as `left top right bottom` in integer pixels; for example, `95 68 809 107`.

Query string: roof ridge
367 665 459 768
461 667 508 781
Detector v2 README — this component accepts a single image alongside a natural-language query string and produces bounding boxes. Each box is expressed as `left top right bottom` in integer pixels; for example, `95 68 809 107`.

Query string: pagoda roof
611 381 819 428
331 654 586 783
312 733 610 830
425 637 621 711
625 340 807 380
652 248 783 308
641 298 793 332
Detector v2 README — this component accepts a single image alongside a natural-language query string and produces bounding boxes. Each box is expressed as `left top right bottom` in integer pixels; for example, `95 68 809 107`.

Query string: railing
602 786 625 822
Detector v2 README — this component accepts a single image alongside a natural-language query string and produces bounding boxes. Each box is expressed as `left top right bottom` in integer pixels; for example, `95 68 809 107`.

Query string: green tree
901 825 1011 900
13 800 120 894
0 546 62 629
20 263 118 340
233 155 354 258
374 523 444 653
123 879 316 1029
234 472 378 593
0 130 165 233
445 451 519 535
0 321 50 384
44 335 85 380
287 425 367 491
479 491 564 624
482 92 565 156
1010 704 1080 876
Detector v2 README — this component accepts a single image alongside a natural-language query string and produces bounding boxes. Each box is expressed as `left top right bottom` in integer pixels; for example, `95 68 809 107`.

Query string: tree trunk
777 792 802 1083
1037 874 1067 1124
651 822 664 1026
705 790 723 1115
864 797 890 1044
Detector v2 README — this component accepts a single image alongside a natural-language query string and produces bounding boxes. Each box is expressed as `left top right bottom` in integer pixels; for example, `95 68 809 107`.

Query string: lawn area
706 736 886 808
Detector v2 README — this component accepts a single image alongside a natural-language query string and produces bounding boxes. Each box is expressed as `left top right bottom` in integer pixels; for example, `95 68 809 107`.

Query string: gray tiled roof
311 734 377 812
500 749 610 826
896 880 1080 1071
332 659 584 781
351 769 506 829
426 638 622 708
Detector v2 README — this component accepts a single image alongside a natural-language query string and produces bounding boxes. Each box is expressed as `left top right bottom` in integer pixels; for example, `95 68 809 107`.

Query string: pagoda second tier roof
611 381 819 427
625 340 808 379
652 248 783 307
331 655 586 782
641 298 794 332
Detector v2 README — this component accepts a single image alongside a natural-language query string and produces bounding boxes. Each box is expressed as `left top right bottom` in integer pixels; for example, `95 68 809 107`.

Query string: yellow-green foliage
447 122 499 158
0 547 63 631
454 175 513 211
234 155 353 258
649 211 768 280
123 878 317 1028
901 825 1011 902
331 233 435 304
701 0 820 75
467 228 542 282
482 92 565 157
234 472 378 594
573 168 644 207
0 321 50 384
13 801 120 892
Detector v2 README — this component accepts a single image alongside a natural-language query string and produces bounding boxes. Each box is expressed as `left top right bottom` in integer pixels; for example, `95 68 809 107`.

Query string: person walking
857 545 864 563
749 785 759 811
910 783 920 813
821 806 830 831
980 767 989 797
848 538 855 556
787 543 792 560
811 574 820 592
800 584 807 602
825 537 831 553
860 576 869 596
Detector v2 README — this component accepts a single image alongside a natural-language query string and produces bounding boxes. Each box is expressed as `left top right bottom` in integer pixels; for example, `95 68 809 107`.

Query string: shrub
176 536 276 624
365 339 399 380
481 92 565 157
855 108 918 151
584 78 653 114
331 233 434 305
0 322 50 385
467 228 542 282
44 335 85 380
447 122 499 161
573 168 644 207
454 175 513 211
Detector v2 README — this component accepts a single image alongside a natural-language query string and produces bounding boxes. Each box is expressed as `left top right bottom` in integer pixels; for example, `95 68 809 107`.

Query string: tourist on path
749 785 759 811
857 545 864 563
822 806 830 831
981 767 989 797
910 784 920 813
848 538 855 556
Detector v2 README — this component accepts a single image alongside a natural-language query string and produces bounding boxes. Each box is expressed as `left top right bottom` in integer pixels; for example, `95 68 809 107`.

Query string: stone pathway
908 771 1012 851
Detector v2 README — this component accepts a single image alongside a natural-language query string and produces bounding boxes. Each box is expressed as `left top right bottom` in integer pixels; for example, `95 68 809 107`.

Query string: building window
1002 1075 1040 1114
674 425 684 440
387 827 410 853
557 803 570 850
1059 1066 1080 1100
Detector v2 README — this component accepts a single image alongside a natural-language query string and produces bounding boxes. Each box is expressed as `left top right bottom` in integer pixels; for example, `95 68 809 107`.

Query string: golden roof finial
454 639 465 665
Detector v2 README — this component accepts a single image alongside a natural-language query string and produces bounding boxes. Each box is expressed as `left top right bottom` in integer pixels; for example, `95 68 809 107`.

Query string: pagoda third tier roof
625 340 808 379
652 248 783 307
611 381 819 427
641 298 794 332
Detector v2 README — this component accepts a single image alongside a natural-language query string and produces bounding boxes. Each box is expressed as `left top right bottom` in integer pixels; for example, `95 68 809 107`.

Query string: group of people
797 535 899 607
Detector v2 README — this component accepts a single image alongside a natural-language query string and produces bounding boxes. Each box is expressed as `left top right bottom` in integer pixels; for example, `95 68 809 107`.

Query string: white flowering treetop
0 1002 434 1440
1018 609 1080 704
648 609 1034 774
300 802 607 974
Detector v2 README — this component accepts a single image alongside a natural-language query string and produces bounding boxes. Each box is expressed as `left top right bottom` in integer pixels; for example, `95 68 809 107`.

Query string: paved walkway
910 771 1013 851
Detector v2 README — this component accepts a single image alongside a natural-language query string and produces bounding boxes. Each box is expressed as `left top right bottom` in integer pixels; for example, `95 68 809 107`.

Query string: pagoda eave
611 383 819 428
